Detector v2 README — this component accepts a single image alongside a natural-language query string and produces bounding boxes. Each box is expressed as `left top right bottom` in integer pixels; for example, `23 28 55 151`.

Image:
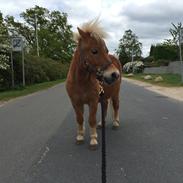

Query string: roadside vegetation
116 23 183 87
123 73 183 87
0 79 65 101
0 6 73 101
1 5 183 101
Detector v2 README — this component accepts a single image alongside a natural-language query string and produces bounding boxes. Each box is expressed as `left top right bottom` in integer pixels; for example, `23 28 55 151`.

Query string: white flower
0 54 10 70
123 61 144 73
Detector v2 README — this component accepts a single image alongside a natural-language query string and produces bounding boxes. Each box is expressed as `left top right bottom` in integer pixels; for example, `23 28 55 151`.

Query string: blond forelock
73 18 108 43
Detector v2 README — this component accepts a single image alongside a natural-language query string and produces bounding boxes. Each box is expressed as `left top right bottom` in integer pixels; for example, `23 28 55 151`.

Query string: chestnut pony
66 19 122 149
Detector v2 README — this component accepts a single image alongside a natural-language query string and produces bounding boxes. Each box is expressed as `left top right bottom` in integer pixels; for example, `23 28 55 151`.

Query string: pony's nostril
111 72 119 79
104 71 119 85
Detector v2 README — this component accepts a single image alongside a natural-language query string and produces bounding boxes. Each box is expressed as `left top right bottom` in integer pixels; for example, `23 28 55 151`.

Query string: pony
66 19 122 149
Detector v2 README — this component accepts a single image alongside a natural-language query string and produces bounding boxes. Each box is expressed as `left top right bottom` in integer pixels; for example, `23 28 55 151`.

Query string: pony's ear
77 27 87 38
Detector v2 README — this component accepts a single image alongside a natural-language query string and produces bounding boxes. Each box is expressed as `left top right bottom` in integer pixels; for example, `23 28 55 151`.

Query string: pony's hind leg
73 104 85 144
88 102 98 149
112 97 120 129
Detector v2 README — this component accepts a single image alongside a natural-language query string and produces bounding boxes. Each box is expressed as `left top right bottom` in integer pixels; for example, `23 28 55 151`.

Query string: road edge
123 77 183 102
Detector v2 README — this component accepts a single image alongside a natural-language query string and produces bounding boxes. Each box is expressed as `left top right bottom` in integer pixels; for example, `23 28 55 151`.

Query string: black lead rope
100 92 107 183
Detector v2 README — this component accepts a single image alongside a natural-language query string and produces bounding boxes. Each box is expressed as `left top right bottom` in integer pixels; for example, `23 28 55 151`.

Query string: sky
0 0 183 56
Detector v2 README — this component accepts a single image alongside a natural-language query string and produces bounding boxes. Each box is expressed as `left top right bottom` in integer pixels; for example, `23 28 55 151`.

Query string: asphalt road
0 81 183 183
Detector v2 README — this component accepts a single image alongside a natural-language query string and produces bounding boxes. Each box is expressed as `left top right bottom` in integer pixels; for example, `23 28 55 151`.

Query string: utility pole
35 14 39 56
179 28 183 83
22 42 25 86
131 46 135 73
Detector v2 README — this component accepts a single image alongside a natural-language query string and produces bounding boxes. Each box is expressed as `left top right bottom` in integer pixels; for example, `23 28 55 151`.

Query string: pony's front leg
112 97 120 129
88 101 98 150
73 104 85 144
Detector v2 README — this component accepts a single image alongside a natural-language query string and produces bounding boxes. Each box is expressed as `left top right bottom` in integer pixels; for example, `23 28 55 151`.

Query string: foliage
169 22 182 45
0 7 74 91
24 55 69 85
147 22 183 64
0 12 10 70
124 73 182 87
116 29 142 65
0 12 11 89
149 43 178 62
5 5 75 62
0 79 65 101
142 56 154 63
123 61 144 73
0 54 9 70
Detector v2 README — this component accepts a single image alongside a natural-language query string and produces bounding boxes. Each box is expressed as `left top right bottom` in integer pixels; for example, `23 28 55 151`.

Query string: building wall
144 61 182 74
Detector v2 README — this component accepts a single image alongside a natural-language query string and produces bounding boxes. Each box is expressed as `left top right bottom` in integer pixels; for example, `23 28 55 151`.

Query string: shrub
123 61 144 73
0 53 11 90
156 59 169 66
143 56 154 63
0 54 70 90
25 55 69 84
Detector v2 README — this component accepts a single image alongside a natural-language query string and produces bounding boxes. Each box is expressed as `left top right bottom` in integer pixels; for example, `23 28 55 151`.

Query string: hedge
0 54 70 90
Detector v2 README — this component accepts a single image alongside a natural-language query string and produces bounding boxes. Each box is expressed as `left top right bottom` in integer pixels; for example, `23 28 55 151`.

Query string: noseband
79 49 112 82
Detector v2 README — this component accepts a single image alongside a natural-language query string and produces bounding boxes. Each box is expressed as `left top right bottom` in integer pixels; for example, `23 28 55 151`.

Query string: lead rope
99 84 107 183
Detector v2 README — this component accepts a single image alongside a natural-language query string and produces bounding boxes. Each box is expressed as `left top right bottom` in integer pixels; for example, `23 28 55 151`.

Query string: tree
116 29 142 65
169 22 182 46
0 12 11 89
5 6 75 62
149 43 178 62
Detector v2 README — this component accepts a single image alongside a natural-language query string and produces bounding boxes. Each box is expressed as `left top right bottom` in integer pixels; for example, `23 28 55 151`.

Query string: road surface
0 81 183 183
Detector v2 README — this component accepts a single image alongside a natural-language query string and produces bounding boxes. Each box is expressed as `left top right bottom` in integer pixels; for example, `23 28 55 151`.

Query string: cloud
0 0 182 57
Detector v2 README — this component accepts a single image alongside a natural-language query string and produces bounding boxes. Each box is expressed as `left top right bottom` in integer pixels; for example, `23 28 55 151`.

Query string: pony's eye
91 48 98 54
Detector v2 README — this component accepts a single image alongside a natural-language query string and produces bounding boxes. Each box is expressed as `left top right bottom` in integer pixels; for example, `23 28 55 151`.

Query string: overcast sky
0 0 183 56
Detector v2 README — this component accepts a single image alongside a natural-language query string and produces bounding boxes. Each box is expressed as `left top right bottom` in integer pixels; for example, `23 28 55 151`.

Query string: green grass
123 73 183 87
0 79 65 101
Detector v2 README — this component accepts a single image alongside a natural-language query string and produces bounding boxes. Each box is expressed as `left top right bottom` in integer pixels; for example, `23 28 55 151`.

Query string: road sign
10 37 25 86
11 37 22 52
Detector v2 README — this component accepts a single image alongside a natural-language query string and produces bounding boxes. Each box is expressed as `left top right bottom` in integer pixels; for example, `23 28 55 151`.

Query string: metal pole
22 41 25 87
179 28 183 83
132 47 134 73
10 49 15 88
22 50 25 86
35 14 39 56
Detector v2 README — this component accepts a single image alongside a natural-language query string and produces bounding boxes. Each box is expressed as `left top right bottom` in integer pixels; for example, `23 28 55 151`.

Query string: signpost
10 50 15 88
11 37 25 86
179 28 183 83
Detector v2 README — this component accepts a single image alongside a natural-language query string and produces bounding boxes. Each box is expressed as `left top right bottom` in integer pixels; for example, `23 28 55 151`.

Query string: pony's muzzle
103 70 119 85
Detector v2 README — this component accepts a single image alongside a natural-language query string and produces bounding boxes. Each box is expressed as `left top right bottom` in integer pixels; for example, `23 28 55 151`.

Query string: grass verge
0 79 65 102
123 73 183 87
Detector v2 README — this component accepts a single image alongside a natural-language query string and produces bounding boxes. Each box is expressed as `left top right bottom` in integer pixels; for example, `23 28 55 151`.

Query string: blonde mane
73 18 108 42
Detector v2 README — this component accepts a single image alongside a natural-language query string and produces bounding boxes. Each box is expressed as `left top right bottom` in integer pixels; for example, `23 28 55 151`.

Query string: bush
25 55 69 84
123 61 144 73
0 54 70 90
156 59 169 66
143 56 154 63
0 53 11 90
150 44 179 61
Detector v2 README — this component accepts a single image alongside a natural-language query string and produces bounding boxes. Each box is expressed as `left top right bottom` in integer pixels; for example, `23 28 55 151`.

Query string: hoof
97 121 102 129
76 135 84 145
76 139 84 145
89 144 98 151
89 138 98 150
112 121 120 130
112 125 120 130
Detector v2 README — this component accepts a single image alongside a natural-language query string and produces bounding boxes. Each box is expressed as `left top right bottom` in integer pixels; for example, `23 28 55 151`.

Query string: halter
79 48 112 82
